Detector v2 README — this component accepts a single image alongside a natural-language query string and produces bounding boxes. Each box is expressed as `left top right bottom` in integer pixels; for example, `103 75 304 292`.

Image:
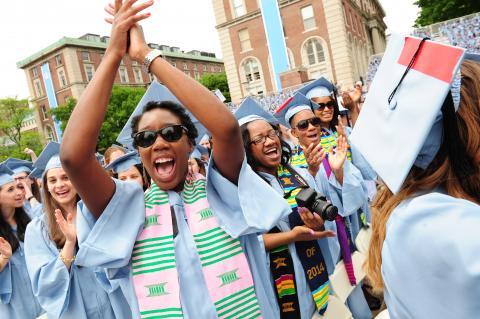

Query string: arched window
304 38 325 65
240 57 265 96
243 58 261 83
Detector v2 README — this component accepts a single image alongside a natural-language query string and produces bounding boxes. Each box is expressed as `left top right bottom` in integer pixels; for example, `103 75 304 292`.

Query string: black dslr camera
295 188 338 221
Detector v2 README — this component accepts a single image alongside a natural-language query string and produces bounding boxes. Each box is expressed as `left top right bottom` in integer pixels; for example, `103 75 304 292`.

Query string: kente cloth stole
268 226 301 319
132 175 262 319
320 129 352 162
276 164 330 315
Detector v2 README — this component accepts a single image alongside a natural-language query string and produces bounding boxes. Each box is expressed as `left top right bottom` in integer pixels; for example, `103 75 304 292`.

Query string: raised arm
60 0 153 218
126 26 245 183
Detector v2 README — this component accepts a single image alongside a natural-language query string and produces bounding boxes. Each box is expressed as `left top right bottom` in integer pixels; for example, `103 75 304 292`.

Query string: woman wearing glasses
60 1 290 318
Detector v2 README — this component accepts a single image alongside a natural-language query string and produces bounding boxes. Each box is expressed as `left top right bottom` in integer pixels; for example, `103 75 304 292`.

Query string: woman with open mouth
0 163 44 319
23 142 131 319
60 1 291 318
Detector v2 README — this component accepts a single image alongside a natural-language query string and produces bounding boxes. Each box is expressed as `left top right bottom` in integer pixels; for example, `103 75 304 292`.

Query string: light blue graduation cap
28 167 43 180
297 77 335 100
4 158 33 174
190 145 209 160
234 97 278 126
104 151 141 174
194 122 210 145
116 80 200 150
0 163 15 187
274 93 313 128
95 153 105 166
34 142 61 175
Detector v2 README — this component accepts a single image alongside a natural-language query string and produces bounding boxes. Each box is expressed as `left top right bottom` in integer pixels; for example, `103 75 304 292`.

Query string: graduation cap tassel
388 37 430 105
441 92 475 180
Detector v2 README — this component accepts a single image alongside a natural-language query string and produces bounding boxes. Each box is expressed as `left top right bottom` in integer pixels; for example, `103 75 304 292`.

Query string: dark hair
113 163 151 191
131 101 198 147
325 94 341 130
241 121 291 180
191 158 207 177
0 205 31 253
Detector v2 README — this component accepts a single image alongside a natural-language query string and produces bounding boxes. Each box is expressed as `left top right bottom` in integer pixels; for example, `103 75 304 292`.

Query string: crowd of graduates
1 2 480 319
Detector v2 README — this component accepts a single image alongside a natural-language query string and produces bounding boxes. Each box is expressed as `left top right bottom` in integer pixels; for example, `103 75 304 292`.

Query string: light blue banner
259 0 290 92
40 63 62 142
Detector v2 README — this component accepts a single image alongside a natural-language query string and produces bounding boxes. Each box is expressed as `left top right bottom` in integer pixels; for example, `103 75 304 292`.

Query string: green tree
51 86 146 151
199 72 231 102
0 97 43 161
414 0 480 26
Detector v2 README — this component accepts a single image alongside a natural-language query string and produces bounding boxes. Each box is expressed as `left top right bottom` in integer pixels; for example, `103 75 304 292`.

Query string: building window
133 67 143 83
149 73 155 83
40 105 48 120
238 28 251 51
232 0 246 17
64 95 70 103
211 66 215 72
81 51 90 62
32 67 38 78
119 67 129 83
203 65 207 71
85 65 95 82
55 54 63 66
171 61 177 67
301 6 316 31
194 71 200 80
304 38 326 65
33 79 43 97
184 71 191 77
193 64 198 71
183 63 188 70
45 125 55 142
242 58 261 82
58 69 67 87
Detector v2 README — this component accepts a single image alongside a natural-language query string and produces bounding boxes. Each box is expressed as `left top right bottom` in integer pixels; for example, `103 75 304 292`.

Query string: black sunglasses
133 125 188 148
316 100 336 110
295 117 321 131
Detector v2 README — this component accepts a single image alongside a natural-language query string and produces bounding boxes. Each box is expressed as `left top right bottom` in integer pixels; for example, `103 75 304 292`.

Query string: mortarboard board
104 151 141 174
95 153 105 166
194 122 210 145
196 145 209 156
34 142 62 175
116 80 200 150
190 147 202 160
0 163 15 187
349 34 465 193
297 77 336 100
4 158 33 174
28 167 43 180
274 93 314 128
234 97 278 126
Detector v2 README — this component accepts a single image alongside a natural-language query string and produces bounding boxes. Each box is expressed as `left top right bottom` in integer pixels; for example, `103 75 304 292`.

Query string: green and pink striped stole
132 174 262 319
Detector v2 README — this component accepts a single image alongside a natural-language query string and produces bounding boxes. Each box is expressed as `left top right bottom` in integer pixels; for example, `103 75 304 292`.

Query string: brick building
212 0 387 102
17 33 224 142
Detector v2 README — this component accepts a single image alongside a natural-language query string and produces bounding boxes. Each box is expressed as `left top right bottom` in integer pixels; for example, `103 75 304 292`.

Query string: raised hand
290 225 335 242
0 237 12 260
104 0 153 60
55 209 77 244
341 91 356 111
19 179 33 200
304 142 325 176
298 207 325 231
328 135 347 172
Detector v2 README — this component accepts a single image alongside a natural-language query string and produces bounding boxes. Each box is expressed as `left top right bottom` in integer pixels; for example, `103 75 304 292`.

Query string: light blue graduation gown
382 192 480 319
24 214 132 319
75 157 291 319
259 167 337 319
0 228 44 319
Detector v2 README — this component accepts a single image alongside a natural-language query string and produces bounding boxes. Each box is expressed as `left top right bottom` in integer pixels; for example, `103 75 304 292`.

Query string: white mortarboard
4 158 33 174
297 77 335 100
116 80 200 150
34 142 62 175
104 151 141 174
200 134 210 143
349 34 465 193
0 163 15 187
274 93 313 128
234 97 278 126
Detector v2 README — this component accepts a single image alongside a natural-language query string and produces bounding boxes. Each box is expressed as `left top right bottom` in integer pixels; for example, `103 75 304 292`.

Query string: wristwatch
142 49 163 73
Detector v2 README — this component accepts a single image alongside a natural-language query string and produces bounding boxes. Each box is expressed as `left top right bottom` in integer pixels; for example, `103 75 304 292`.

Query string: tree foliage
414 0 480 26
199 72 231 102
0 98 43 161
51 85 146 151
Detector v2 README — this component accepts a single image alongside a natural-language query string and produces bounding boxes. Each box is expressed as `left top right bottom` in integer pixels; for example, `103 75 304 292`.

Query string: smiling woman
59 1 291 318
